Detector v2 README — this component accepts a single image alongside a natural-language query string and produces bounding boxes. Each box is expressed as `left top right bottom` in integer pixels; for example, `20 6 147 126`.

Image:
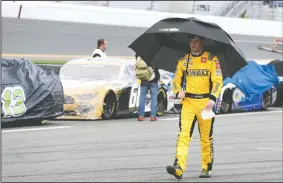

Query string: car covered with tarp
1 58 64 123
215 61 279 113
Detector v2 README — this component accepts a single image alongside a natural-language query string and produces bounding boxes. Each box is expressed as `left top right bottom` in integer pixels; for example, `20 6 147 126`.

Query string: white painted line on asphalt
2 126 74 133
256 148 283 151
159 110 282 121
235 39 273 44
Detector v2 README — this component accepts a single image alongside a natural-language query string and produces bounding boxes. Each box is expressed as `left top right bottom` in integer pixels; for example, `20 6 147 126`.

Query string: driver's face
189 36 203 53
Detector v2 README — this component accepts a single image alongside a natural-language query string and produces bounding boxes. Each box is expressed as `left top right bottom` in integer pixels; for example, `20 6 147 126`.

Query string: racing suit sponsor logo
212 83 220 94
187 69 209 76
216 70 222 76
201 57 207 63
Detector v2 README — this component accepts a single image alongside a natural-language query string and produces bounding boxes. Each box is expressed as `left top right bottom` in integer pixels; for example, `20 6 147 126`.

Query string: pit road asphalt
2 108 282 182
2 17 283 60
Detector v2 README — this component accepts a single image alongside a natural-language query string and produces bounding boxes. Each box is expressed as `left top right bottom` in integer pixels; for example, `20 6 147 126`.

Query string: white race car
57 57 175 120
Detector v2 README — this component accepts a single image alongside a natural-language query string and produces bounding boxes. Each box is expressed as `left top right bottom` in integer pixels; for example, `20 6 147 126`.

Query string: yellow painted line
2 53 134 59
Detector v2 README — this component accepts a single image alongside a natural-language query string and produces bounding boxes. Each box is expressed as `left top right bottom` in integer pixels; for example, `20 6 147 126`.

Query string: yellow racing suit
172 50 223 172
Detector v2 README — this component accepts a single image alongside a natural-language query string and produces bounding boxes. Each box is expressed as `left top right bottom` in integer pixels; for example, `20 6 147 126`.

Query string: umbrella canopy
267 59 283 77
128 17 248 78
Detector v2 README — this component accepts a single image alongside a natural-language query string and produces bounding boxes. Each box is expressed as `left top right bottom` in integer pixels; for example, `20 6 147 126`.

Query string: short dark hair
190 35 204 41
97 39 105 48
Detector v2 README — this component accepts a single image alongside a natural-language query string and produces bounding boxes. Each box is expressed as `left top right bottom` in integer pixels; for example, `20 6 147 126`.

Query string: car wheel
38 120 47 125
157 89 167 116
26 119 47 126
173 105 182 113
261 91 270 111
102 92 116 120
275 89 283 106
220 90 232 113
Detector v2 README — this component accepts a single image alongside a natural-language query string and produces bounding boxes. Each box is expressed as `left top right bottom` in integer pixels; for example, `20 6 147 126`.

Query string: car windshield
60 64 120 80
120 63 137 81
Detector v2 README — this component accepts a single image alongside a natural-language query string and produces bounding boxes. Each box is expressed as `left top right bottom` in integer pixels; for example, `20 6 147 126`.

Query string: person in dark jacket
136 54 160 121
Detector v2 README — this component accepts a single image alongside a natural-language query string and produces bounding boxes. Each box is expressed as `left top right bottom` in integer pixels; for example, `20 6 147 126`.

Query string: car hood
61 79 130 90
61 79 106 89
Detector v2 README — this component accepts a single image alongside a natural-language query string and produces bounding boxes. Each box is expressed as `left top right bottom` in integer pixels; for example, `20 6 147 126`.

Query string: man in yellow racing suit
166 36 223 179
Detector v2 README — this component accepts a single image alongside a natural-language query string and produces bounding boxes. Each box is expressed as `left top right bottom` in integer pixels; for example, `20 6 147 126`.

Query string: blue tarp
224 60 280 99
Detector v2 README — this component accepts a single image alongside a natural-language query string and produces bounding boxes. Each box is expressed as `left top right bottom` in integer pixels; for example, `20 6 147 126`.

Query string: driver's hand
204 99 216 111
178 91 185 99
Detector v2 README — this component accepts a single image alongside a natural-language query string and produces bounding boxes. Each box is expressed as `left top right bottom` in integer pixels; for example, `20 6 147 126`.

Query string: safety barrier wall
2 1 283 37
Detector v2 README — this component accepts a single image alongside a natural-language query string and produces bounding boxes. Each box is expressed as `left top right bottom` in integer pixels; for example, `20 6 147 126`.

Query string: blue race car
214 83 277 114
214 60 279 114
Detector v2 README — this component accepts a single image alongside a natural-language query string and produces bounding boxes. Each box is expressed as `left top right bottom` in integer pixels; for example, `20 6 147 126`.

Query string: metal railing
218 1 240 16
245 1 283 21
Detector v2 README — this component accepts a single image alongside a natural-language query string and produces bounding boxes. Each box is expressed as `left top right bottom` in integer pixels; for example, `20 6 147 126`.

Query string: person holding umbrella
129 17 248 180
166 35 223 179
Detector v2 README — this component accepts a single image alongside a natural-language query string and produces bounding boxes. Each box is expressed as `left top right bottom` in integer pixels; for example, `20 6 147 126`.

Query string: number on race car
1 86 27 118
128 85 140 108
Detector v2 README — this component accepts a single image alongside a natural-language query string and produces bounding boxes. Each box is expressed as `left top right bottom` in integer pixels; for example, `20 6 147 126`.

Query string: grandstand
56 1 282 21
226 1 282 21
58 1 236 15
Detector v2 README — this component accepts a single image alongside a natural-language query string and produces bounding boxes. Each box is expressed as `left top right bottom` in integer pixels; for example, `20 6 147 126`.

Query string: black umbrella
267 59 283 77
128 17 248 78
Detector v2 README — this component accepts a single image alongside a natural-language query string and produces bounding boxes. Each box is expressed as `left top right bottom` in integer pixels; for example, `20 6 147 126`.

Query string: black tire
274 88 283 106
157 89 167 116
34 119 47 125
173 104 182 113
102 91 116 120
262 90 271 111
220 90 232 113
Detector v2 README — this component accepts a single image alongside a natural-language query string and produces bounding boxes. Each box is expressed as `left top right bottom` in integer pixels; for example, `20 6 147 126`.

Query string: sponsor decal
201 57 207 63
159 28 179 32
216 70 222 76
212 83 220 94
187 69 209 76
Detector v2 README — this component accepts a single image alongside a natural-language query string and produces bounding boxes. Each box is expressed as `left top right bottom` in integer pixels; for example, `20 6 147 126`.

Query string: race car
57 57 175 120
214 84 277 114
1 58 64 125
213 60 279 114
